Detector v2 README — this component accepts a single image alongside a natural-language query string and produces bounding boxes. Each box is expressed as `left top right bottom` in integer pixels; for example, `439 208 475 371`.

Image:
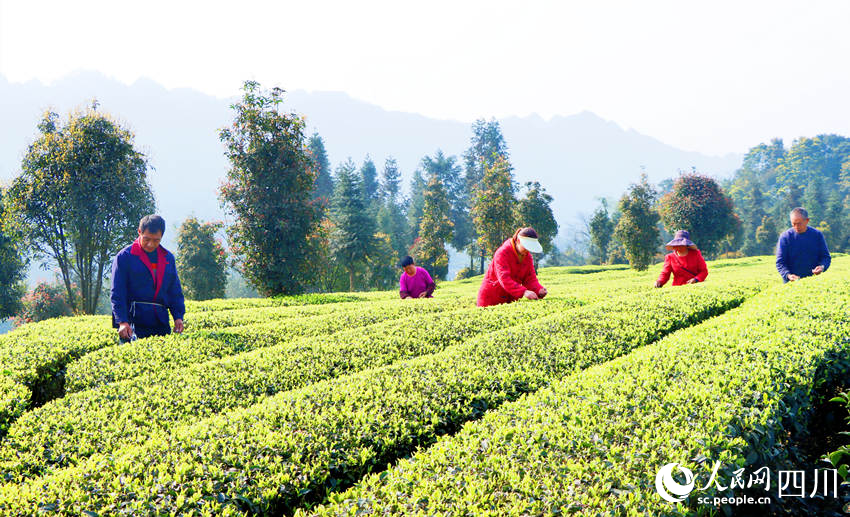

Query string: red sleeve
695 251 708 282
493 247 527 298
657 254 673 286
522 255 544 293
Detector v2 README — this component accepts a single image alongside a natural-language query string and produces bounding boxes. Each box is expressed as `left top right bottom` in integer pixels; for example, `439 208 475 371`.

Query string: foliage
6 105 154 314
406 169 426 241
359 156 380 207
422 150 470 254
308 133 333 210
175 217 227 301
12 281 74 327
614 173 660 271
0 190 26 320
329 159 377 291
219 81 319 296
516 181 559 258
414 169 453 279
454 266 476 280
471 155 517 258
658 172 742 257
588 199 614 264
0 265 775 514
376 158 409 258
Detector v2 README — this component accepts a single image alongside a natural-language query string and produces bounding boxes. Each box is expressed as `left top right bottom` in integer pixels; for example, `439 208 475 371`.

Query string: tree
308 133 333 209
754 215 778 256
516 181 559 259
376 157 409 258
6 105 154 314
407 169 427 241
471 155 517 268
330 159 376 291
414 170 453 279
614 174 660 271
422 150 471 255
463 119 509 269
360 155 380 206
588 199 615 264
176 217 227 301
12 281 73 326
219 81 319 296
0 190 27 319
657 173 741 257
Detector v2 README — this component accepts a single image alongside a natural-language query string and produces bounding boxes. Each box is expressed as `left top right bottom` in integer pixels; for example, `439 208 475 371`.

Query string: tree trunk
479 250 485 275
348 267 355 292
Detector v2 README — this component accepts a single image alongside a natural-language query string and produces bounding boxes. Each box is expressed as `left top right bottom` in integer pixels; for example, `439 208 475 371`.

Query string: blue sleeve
819 232 831 271
168 259 186 320
111 253 130 323
775 234 790 281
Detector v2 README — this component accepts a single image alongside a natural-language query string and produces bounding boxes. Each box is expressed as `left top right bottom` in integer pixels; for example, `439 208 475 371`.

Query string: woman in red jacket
477 227 548 307
655 230 709 287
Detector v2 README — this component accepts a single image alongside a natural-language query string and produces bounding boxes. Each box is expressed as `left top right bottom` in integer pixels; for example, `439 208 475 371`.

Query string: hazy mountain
1 71 742 282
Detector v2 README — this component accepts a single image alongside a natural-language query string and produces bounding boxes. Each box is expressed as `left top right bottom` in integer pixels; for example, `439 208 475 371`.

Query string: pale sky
2 0 849 156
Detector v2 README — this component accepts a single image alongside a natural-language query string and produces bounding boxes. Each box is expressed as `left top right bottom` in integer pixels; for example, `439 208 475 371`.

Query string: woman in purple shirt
398 256 436 299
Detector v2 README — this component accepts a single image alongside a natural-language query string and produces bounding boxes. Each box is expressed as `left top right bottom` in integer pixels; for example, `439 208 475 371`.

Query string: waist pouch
130 301 169 328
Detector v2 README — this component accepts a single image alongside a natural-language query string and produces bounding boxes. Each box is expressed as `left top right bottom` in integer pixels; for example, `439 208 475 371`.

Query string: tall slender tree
471 155 517 270
407 169 427 242
330 159 376 291
308 133 333 210
414 170 453 279
463 119 509 270
588 199 615 264
219 81 319 296
376 157 409 257
360 155 380 206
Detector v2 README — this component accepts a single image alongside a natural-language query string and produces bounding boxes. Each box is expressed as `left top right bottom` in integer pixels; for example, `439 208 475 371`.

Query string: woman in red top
477 227 548 307
655 230 709 287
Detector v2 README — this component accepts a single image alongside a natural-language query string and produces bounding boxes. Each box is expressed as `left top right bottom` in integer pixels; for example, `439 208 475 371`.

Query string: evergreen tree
754 215 778 256
407 169 427 242
516 181 559 259
219 82 319 296
614 174 660 271
588 199 614 264
414 170 453 279
308 133 333 210
376 157 409 257
471 156 517 267
360 155 380 206
330 159 376 291
176 217 227 301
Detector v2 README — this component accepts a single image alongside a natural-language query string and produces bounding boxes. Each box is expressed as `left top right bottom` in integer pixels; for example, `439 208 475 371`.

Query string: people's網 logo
655 463 696 503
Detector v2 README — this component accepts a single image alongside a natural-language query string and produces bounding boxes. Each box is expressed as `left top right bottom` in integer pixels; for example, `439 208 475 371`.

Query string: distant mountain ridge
0 71 742 281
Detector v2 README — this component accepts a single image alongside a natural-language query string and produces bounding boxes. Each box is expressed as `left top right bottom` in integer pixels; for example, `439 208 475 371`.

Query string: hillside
0 257 846 514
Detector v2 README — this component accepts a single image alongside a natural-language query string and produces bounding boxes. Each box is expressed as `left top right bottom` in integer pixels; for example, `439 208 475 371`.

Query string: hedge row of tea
0 274 773 515
308 267 850 516
0 297 584 482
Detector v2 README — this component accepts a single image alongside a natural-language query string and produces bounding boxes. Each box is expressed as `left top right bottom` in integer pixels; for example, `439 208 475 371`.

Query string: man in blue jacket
776 207 831 283
111 215 185 342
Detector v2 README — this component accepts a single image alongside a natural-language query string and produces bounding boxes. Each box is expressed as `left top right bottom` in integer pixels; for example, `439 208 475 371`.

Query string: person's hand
118 322 132 340
686 278 698 284
418 292 427 298
654 281 663 288
812 265 824 275
173 319 184 334
537 287 547 299
787 274 800 282
523 290 539 300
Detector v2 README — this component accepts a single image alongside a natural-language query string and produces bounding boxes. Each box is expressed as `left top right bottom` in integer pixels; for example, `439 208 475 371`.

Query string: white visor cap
518 235 543 253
